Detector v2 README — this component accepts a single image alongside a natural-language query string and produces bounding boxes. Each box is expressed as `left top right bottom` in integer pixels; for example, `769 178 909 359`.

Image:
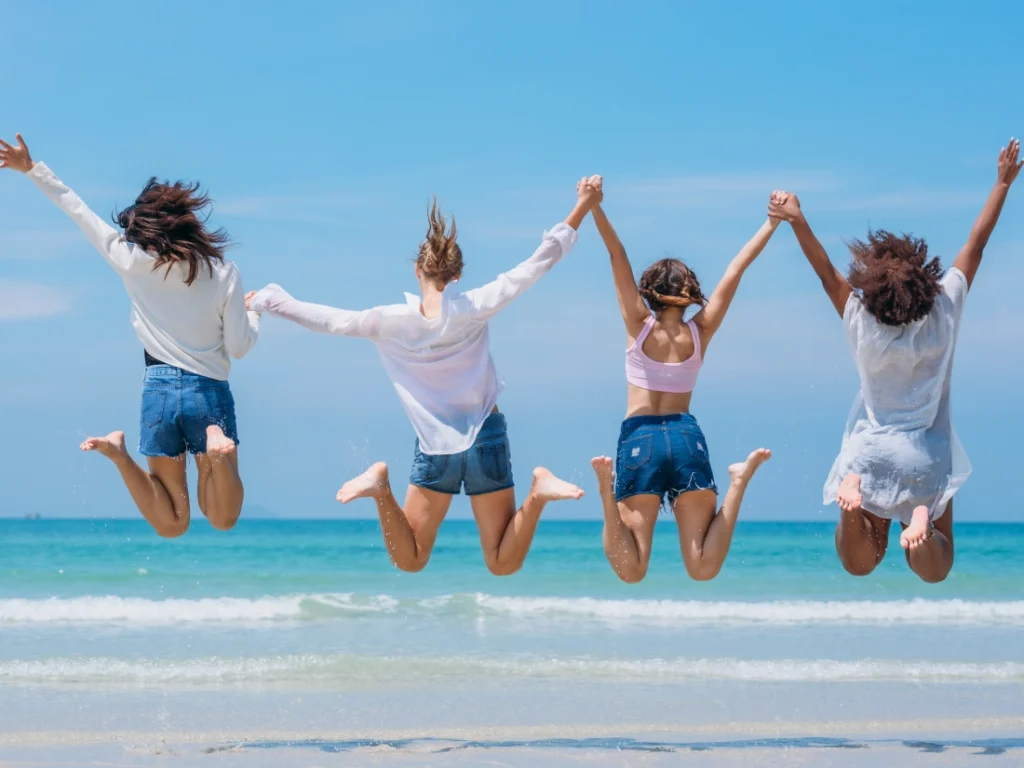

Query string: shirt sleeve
26 162 142 273
250 283 383 339
941 267 969 315
461 222 578 320
222 264 261 359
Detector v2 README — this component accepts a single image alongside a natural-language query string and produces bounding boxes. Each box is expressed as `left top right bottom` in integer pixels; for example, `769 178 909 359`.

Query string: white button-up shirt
251 222 578 454
27 162 260 380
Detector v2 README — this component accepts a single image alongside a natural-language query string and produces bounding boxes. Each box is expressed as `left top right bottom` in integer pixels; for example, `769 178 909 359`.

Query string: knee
615 562 648 584
918 569 950 584
484 554 522 577
156 518 190 539
838 550 879 577
208 514 239 532
394 554 430 573
685 564 720 582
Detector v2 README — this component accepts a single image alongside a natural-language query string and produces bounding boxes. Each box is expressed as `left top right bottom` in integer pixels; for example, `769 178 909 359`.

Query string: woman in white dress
769 139 1022 582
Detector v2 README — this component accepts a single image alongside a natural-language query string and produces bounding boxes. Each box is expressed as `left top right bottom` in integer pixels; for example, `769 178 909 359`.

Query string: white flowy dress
823 267 972 524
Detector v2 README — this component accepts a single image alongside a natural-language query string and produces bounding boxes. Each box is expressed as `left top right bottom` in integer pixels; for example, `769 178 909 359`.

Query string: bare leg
81 431 190 538
337 462 451 572
835 506 891 576
674 448 772 581
591 457 659 583
195 426 244 531
903 500 954 583
471 468 584 576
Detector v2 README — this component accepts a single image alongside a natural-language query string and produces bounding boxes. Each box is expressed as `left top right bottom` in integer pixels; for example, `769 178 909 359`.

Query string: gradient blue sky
1 0 1022 521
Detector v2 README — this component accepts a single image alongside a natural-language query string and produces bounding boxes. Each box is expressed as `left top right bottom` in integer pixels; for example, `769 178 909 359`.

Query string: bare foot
337 462 389 503
80 431 128 463
205 425 237 458
837 473 863 513
728 448 772 486
901 505 933 551
531 467 585 502
590 456 614 494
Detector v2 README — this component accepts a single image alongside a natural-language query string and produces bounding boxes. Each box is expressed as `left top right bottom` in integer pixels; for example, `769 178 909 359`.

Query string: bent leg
835 507 891 576
904 500 954 583
337 463 451 572
471 468 584 576
592 456 658 583
195 426 244 531
674 448 771 581
81 431 190 537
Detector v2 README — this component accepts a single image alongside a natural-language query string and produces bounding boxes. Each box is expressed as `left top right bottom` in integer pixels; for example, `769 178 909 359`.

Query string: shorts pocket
141 390 166 428
193 386 231 426
683 431 710 462
477 441 510 483
415 446 450 482
620 433 652 471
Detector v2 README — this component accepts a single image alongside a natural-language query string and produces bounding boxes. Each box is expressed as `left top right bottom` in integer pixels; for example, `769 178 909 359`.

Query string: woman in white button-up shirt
250 179 603 575
1 134 259 538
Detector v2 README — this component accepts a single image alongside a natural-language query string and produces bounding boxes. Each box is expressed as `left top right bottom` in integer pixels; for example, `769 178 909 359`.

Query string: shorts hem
466 482 515 497
410 480 460 496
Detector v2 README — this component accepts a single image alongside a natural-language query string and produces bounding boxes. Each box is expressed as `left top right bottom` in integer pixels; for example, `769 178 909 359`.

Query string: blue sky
1 0 1022 522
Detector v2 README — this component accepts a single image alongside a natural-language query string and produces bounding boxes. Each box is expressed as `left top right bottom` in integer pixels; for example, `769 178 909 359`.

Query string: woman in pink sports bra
586 176 776 583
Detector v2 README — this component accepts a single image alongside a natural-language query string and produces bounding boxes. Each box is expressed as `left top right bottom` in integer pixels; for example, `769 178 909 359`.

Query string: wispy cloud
0 280 72 321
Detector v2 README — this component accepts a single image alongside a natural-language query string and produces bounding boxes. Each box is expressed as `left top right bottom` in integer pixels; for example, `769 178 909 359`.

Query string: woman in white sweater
1 134 260 537
250 179 603 575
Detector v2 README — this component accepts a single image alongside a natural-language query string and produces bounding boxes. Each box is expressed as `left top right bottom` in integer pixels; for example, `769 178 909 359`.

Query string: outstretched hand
0 134 33 173
768 190 802 223
998 138 1022 187
244 290 258 310
577 174 603 208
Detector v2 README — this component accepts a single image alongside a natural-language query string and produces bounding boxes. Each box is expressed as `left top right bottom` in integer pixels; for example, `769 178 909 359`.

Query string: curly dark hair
115 179 230 287
638 258 707 313
847 230 944 326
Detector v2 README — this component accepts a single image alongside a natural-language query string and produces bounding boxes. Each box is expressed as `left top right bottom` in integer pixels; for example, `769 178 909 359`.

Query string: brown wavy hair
416 198 463 286
115 179 229 287
847 230 944 326
638 258 707 313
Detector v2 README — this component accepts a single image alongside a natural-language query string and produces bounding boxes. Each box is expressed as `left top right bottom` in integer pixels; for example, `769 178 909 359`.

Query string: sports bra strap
686 319 702 362
630 315 656 349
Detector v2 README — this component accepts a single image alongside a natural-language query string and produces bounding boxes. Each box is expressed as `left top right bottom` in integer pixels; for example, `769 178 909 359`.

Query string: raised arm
0 134 140 272
769 191 851 318
953 138 1022 289
462 176 602 320
691 216 780 344
591 196 649 338
249 283 383 339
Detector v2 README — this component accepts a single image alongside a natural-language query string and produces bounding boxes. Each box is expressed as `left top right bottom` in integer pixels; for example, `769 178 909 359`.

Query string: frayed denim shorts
410 413 513 496
615 413 717 504
139 365 238 457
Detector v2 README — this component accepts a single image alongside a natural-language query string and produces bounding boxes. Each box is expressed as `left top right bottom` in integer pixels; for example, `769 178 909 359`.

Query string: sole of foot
901 505 933 551
728 448 772 485
532 467 584 501
80 430 127 462
837 473 863 513
337 462 389 504
590 456 614 487
205 425 237 457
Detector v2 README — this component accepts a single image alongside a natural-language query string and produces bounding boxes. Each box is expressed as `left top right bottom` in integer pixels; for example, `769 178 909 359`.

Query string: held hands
768 190 803 224
997 138 1022 187
577 174 603 208
0 134 33 173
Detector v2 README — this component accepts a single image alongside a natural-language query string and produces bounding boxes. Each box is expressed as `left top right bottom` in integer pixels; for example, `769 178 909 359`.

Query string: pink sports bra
625 315 703 394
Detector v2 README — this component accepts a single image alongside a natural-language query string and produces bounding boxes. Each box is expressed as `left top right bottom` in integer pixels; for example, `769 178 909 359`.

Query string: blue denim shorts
139 365 239 457
615 413 717 504
410 413 514 496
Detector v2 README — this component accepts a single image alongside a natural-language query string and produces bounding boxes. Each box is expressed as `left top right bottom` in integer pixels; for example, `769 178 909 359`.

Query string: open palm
0 134 33 173
998 137 1022 186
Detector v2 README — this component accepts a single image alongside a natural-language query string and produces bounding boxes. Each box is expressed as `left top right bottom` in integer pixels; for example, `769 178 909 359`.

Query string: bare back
625 314 698 417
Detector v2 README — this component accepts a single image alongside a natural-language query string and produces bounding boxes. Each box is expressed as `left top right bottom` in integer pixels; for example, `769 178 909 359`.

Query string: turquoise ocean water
3 519 1024 690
